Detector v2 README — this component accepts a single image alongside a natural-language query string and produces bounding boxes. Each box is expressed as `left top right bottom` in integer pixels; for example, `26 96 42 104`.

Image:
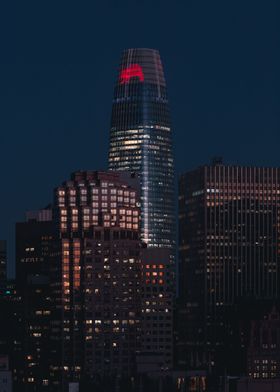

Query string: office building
178 161 280 372
108 48 176 251
141 248 174 369
15 210 54 391
50 171 141 390
16 209 53 281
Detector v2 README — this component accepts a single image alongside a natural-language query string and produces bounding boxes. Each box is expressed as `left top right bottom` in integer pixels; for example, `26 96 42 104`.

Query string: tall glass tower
108 48 175 251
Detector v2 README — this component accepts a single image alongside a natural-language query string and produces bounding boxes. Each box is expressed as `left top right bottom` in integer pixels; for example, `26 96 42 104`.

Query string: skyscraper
108 49 176 369
108 48 176 251
15 210 54 391
50 171 142 390
178 161 280 372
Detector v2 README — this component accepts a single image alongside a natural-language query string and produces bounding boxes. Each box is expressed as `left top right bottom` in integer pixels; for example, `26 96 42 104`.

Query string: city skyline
1 1 280 276
1 2 280 391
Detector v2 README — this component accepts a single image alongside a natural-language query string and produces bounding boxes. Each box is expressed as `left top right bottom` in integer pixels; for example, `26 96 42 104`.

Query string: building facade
50 171 142 390
15 210 54 391
16 209 53 281
178 162 280 372
140 248 174 369
108 48 176 251
247 306 280 379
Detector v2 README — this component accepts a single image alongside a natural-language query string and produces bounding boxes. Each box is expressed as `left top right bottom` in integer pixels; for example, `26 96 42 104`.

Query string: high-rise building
108 49 176 369
108 48 176 251
140 248 174 369
50 171 142 390
178 161 280 372
15 210 54 391
16 209 53 281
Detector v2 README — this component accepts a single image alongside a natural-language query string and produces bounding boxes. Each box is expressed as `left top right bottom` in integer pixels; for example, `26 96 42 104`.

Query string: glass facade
108 48 175 250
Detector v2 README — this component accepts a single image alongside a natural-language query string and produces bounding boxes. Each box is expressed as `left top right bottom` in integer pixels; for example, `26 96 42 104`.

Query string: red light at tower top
119 64 144 84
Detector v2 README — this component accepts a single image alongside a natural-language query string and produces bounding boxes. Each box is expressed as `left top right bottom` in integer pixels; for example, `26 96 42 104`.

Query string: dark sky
1 0 280 275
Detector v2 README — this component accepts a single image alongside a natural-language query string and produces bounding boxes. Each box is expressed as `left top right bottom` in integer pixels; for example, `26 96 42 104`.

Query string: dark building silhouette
178 162 280 373
225 302 280 391
16 209 53 280
0 281 21 390
247 306 280 379
15 210 54 391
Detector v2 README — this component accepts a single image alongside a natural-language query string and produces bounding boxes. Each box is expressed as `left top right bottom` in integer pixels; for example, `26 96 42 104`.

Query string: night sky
1 0 280 275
